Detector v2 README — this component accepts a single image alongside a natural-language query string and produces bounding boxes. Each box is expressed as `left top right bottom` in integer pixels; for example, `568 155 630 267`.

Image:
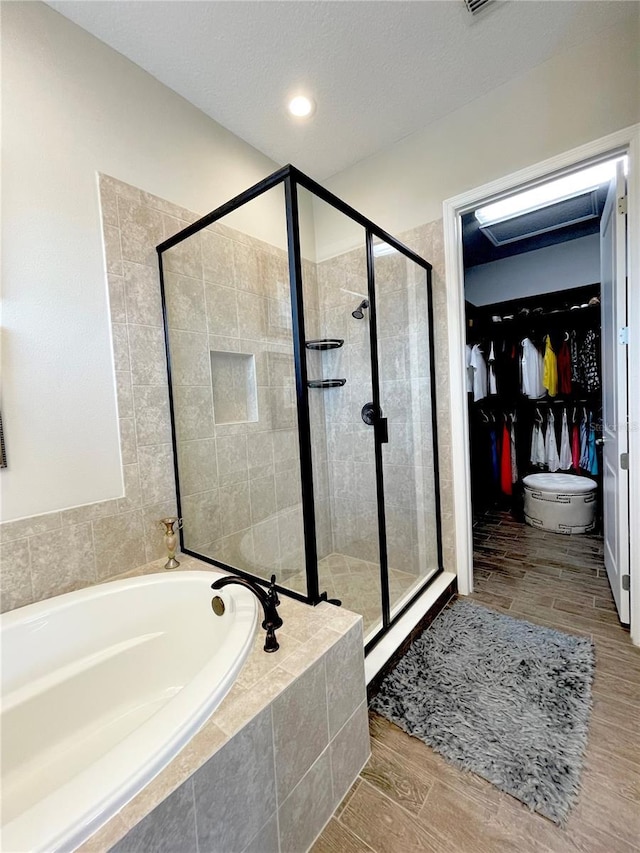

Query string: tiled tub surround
0 174 455 616
58 556 369 853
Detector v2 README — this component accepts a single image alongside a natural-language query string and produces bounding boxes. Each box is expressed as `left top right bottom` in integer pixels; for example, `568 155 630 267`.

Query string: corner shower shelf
307 379 347 389
305 339 344 350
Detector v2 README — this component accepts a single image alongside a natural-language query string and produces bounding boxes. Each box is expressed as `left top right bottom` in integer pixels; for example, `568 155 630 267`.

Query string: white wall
1 2 281 521
3 4 639 523
464 234 600 306
320 20 640 256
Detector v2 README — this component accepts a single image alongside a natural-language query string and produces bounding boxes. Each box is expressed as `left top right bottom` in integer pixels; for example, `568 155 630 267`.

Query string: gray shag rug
371 599 594 824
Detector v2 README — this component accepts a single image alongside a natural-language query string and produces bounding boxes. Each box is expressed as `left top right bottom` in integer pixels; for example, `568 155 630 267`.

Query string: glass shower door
372 240 441 622
298 189 384 640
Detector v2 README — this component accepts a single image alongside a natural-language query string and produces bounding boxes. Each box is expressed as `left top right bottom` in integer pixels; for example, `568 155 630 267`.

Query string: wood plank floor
312 510 640 853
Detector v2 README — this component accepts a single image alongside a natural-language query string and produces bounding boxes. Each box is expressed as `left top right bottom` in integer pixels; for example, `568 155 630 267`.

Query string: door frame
442 123 640 645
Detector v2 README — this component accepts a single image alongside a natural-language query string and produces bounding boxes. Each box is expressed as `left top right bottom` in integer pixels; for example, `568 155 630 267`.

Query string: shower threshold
284 553 424 642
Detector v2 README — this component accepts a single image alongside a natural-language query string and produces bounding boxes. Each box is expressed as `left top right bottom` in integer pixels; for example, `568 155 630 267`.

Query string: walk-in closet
463 157 630 629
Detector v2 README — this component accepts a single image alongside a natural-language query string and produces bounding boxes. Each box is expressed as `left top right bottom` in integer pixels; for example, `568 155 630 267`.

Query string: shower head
351 299 369 319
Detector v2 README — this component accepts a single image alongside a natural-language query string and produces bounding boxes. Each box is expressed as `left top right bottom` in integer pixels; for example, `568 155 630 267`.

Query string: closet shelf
305 339 344 350
307 379 346 389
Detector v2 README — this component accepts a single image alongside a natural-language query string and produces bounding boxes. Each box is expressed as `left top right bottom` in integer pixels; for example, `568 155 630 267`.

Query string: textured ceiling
48 1 636 179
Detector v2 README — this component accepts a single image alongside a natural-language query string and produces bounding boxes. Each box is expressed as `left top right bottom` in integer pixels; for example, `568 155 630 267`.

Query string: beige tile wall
162 209 304 585
0 173 455 615
314 237 444 580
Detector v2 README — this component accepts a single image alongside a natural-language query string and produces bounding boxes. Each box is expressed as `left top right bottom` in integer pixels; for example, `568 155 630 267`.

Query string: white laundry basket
522 473 597 534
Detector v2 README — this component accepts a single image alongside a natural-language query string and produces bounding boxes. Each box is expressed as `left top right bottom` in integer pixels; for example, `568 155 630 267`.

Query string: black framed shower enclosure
157 165 443 653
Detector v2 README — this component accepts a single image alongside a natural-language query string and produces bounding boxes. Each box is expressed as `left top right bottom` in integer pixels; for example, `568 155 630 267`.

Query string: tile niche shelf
210 350 258 425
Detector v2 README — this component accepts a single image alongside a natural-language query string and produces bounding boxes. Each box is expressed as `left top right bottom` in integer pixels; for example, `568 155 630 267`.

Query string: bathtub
1 570 258 853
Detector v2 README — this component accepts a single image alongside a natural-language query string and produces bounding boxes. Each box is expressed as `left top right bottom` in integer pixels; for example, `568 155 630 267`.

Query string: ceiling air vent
463 0 494 15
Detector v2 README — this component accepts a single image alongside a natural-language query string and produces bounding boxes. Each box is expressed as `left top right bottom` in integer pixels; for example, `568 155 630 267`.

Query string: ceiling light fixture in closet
475 157 627 226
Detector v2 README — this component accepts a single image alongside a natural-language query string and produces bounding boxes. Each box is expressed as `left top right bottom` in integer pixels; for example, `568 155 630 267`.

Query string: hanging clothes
571 421 581 470
579 411 590 469
569 330 580 386
579 330 600 393
510 413 518 484
521 338 545 399
470 344 488 402
495 340 520 399
489 422 500 487
545 409 560 472
559 409 572 470
470 410 494 510
557 338 572 395
488 341 498 395
530 411 546 468
543 335 558 397
465 344 474 393
500 419 512 495
587 417 599 475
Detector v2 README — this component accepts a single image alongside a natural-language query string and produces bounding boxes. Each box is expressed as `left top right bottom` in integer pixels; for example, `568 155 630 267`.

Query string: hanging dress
545 409 561 472
559 409 572 470
579 412 590 470
530 412 546 468
557 339 572 395
510 413 518 484
570 330 580 386
489 422 500 487
500 419 512 495
543 334 558 397
571 421 581 470
587 416 599 475
579 330 600 392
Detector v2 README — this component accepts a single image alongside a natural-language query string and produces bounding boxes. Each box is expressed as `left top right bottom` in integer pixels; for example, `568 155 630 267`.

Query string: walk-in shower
157 165 442 651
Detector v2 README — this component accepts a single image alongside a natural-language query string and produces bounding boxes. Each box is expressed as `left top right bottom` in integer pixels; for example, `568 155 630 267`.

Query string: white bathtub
1 570 258 853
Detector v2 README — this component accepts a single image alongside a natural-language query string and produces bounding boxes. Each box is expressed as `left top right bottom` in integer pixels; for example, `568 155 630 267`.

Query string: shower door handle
361 402 389 444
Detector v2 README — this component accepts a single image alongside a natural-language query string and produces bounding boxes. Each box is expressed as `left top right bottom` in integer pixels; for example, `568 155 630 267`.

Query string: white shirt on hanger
488 341 497 395
470 344 487 402
465 344 474 393
521 338 545 399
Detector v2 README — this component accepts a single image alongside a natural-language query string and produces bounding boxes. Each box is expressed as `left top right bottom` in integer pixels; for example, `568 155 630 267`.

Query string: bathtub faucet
211 574 283 653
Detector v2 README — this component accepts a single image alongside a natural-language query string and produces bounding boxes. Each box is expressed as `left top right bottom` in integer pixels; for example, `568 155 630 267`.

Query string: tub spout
211 574 283 653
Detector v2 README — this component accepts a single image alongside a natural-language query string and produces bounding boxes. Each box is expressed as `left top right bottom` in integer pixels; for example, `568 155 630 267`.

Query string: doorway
442 125 640 645
462 156 628 629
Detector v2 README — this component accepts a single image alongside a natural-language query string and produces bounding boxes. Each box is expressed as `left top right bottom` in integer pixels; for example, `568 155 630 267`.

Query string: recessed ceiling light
288 95 315 118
